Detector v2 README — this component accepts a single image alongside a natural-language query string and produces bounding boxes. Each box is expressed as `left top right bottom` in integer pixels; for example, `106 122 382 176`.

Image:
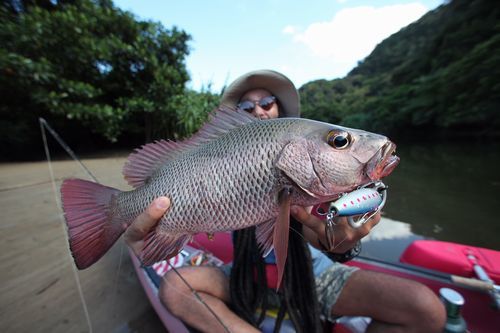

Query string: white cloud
289 3 428 63
282 25 297 35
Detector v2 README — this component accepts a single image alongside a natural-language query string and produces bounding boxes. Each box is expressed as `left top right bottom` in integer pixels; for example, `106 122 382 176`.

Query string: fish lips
366 142 400 180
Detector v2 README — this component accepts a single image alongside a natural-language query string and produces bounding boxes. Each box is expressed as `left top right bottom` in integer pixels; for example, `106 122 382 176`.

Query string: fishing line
110 241 125 319
41 117 126 327
40 118 228 332
288 224 349 254
164 265 232 333
152 250 232 331
39 118 98 183
40 119 93 333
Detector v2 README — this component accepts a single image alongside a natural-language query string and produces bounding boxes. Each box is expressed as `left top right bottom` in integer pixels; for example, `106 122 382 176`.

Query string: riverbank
0 156 166 333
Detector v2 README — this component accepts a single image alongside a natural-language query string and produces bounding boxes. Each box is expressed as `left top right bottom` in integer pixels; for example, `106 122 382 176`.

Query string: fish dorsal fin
123 140 183 188
123 107 256 188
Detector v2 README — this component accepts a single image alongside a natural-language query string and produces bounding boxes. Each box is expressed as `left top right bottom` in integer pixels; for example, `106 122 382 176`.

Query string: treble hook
324 211 338 250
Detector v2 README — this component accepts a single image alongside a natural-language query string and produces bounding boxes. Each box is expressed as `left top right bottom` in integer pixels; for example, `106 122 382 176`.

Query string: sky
113 0 444 92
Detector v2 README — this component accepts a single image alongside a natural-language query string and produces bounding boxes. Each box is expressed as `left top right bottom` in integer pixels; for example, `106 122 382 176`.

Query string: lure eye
327 130 351 149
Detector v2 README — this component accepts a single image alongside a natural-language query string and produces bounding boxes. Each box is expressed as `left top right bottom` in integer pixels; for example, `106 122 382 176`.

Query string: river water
361 140 500 261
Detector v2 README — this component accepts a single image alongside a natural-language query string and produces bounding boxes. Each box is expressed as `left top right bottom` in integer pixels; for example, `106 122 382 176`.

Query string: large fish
61 107 399 289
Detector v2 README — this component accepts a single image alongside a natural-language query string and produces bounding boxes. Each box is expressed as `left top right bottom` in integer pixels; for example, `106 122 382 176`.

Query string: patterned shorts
315 262 359 322
221 261 358 322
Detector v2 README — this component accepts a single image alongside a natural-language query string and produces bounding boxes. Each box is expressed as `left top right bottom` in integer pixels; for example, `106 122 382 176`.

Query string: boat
131 232 500 333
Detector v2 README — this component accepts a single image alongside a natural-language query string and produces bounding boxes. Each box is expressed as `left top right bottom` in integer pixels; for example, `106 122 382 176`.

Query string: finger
124 197 170 246
350 214 380 239
290 205 324 233
364 212 382 229
356 227 371 239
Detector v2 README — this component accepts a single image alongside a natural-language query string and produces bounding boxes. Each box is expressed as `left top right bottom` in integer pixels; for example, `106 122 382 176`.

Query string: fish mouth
366 142 400 181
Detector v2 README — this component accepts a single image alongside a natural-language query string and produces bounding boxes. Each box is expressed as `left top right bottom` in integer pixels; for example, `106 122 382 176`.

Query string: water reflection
364 217 414 241
379 141 500 251
361 217 424 262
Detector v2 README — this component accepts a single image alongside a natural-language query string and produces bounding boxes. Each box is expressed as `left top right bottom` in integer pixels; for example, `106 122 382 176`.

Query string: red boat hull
401 240 500 284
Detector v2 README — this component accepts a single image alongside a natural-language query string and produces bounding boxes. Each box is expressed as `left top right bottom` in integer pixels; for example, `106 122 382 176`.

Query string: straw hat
220 69 300 117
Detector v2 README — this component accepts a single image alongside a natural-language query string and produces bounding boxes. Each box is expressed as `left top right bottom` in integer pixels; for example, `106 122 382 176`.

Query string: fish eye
327 130 351 149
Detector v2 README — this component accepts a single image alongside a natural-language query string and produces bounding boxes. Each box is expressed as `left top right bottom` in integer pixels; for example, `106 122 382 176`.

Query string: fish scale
123 119 296 234
60 107 399 286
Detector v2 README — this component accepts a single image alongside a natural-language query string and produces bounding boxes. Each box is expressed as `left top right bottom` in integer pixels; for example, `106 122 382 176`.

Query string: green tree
1 0 191 158
300 0 500 139
171 86 220 138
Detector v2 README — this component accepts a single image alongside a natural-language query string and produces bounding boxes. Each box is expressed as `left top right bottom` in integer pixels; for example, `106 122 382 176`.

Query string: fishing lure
317 181 387 251
330 181 387 226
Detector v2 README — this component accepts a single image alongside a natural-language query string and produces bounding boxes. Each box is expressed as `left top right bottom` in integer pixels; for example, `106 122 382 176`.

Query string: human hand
124 196 170 257
291 205 381 254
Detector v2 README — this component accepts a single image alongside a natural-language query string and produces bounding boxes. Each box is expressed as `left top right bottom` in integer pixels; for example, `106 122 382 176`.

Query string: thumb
149 196 171 219
291 205 323 233
290 205 308 221
124 196 170 248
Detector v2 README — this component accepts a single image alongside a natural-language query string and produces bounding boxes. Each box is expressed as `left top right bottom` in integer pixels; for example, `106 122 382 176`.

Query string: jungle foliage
1 0 218 159
300 0 500 138
2 0 498 160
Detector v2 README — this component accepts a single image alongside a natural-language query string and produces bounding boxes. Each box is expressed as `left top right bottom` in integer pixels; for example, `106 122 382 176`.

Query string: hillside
299 0 500 138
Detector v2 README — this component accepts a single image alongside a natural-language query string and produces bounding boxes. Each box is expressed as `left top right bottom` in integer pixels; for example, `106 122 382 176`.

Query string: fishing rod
451 275 500 294
465 252 500 309
39 118 231 333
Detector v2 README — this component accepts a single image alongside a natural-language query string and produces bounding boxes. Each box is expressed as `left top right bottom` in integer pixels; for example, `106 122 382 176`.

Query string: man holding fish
123 70 446 332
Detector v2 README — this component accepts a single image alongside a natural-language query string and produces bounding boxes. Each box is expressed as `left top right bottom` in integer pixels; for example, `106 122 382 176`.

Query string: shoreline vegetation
2 0 499 161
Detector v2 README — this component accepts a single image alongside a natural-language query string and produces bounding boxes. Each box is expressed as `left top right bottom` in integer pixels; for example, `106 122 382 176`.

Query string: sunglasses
237 95 276 113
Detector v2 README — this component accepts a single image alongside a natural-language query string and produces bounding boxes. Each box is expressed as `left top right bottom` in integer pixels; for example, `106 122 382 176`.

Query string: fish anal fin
140 231 192 266
273 186 293 291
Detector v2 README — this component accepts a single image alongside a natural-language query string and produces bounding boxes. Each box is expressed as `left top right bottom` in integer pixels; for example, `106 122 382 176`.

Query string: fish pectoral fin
273 186 293 291
255 219 276 257
140 232 192 266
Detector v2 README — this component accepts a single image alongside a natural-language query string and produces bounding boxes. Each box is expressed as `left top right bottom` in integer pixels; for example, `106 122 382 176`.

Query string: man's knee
412 284 446 332
336 270 446 332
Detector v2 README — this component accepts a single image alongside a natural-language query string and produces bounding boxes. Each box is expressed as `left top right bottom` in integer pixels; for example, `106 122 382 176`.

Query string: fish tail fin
61 178 125 269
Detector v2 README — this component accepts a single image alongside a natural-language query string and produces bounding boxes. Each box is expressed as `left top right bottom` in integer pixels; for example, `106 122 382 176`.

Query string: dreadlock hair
229 217 322 333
